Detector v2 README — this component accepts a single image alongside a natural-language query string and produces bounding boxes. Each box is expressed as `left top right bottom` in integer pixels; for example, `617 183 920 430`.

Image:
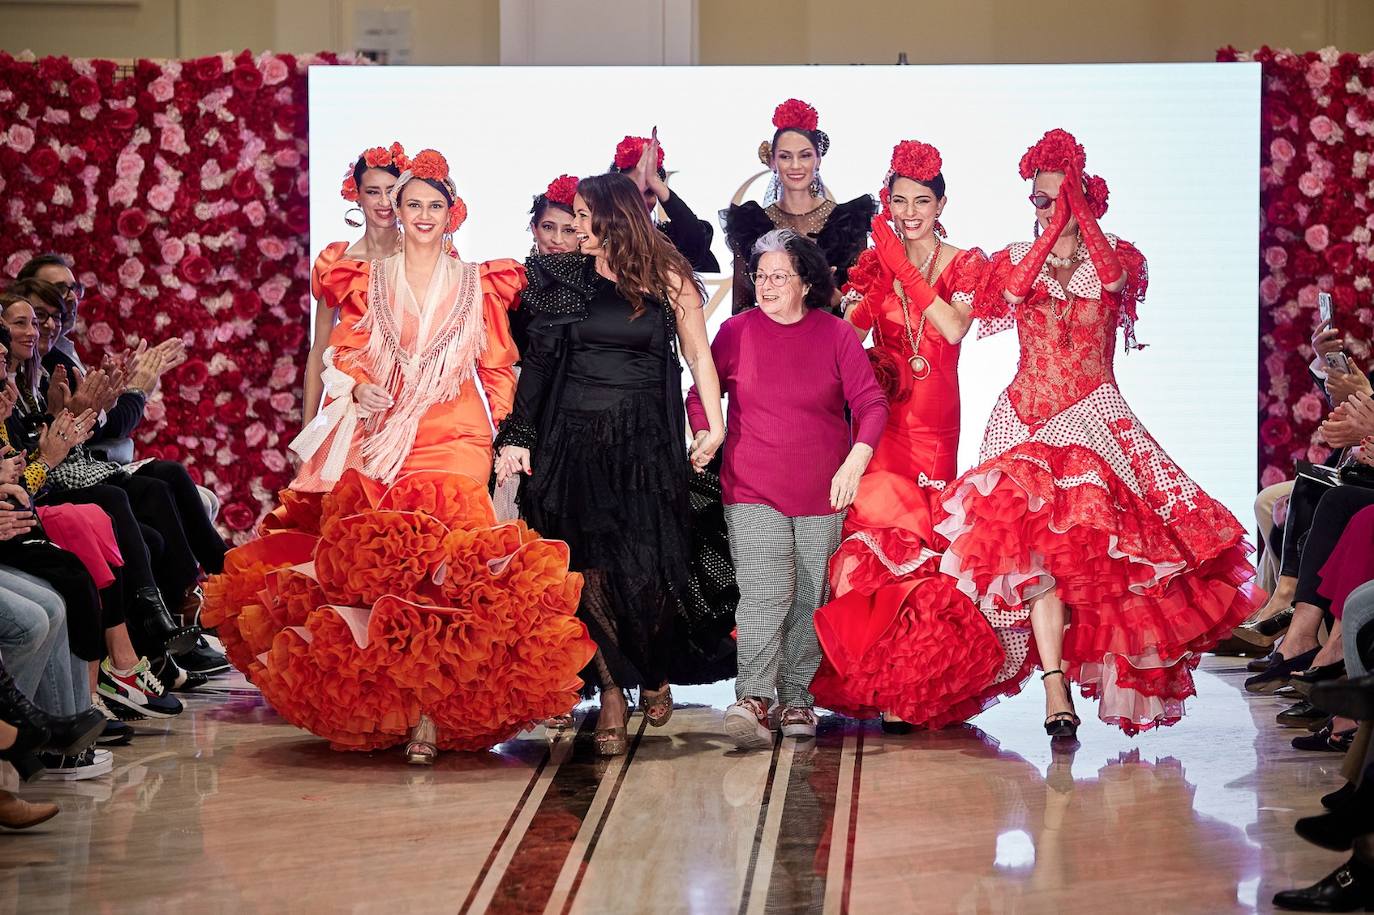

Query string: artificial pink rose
4 252 32 277
1260 465 1287 488
118 258 145 287
1270 136 1296 164
261 57 290 85
213 324 235 343
269 391 295 413
1259 275 1282 306
1298 172 1324 197
269 360 296 387
1294 392 1326 423
87 321 114 346
261 449 288 474
1264 246 1289 270
149 76 175 103
256 237 287 259
242 200 266 227
258 275 289 306
160 237 185 264
272 148 301 168
116 208 149 238
244 421 267 448
143 398 166 423
147 184 176 211
6 124 35 154
159 123 188 154
1308 443 1333 464
115 149 143 179
1307 60 1332 90
1298 285 1321 309
1305 224 1331 252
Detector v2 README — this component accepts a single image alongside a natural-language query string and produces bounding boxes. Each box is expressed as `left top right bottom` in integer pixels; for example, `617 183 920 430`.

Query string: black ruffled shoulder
522 252 598 317
719 202 774 259
816 195 877 285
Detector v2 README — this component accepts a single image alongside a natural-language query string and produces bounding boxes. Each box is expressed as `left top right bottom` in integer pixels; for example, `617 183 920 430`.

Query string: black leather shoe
1272 856 1374 911
1278 700 1331 728
1293 724 1357 753
173 637 230 676
1247 647 1320 694
1323 782 1358 811
132 587 202 655
1249 652 1279 673
880 716 914 735
1313 674 1374 721
1296 810 1371 852
1293 663 1349 697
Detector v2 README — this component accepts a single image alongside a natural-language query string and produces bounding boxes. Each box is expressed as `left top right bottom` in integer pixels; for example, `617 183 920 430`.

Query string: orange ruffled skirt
201 470 596 751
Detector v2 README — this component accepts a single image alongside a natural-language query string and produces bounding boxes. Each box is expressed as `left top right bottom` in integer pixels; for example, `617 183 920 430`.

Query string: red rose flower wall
0 50 361 541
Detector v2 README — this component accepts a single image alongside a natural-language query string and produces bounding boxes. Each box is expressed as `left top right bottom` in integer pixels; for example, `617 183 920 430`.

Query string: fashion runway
9 656 1337 913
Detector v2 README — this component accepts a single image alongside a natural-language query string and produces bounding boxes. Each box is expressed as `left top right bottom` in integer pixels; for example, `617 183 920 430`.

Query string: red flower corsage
1083 172 1110 218
1018 128 1087 179
889 140 942 182
340 164 358 202
773 98 819 133
545 174 579 206
613 136 663 171
408 149 450 181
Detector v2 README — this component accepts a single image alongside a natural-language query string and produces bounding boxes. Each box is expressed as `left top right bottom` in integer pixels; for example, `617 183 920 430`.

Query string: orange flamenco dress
810 246 1006 728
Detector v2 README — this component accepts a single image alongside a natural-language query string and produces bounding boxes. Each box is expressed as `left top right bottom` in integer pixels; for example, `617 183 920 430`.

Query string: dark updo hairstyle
886 170 946 200
771 125 830 159
529 194 574 223
351 155 402 191
747 228 835 311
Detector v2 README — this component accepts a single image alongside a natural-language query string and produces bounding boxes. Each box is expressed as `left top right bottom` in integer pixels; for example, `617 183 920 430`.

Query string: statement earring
1033 220 1041 239
934 218 948 238
344 207 364 228
809 174 822 197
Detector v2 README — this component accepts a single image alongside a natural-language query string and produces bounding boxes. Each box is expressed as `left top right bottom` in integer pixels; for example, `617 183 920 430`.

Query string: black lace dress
720 195 877 314
496 253 735 693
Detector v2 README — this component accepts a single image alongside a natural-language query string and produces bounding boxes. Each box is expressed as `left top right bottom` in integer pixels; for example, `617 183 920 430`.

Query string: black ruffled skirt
521 381 735 693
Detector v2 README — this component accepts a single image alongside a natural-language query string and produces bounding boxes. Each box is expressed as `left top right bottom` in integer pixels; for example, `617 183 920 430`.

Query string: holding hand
0 505 36 543
689 427 725 473
1313 320 1345 359
829 444 873 511
1326 355 1371 405
495 445 532 487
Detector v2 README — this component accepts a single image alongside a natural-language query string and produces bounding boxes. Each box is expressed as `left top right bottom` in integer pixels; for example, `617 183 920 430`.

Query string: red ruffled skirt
934 385 1261 734
201 470 596 751
811 469 1008 727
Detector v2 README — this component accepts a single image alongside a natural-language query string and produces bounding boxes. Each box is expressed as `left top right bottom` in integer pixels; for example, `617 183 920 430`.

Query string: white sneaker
41 747 114 781
779 706 818 739
724 697 774 750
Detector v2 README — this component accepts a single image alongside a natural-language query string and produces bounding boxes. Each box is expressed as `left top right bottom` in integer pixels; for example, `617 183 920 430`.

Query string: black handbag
1338 461 1374 488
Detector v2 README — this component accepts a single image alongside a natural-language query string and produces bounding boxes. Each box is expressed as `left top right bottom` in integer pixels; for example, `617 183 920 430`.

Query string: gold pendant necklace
896 236 942 380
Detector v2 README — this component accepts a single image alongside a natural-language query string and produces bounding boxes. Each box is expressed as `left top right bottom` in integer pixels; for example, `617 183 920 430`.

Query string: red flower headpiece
888 140 942 183
544 174 579 206
613 136 664 171
341 141 408 202
1018 128 1086 179
773 98 819 133
408 149 449 181
1082 173 1110 219
393 149 466 234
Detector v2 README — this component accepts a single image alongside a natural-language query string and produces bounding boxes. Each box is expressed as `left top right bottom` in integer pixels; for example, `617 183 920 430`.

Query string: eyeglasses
51 281 84 301
1028 191 1058 211
750 271 800 287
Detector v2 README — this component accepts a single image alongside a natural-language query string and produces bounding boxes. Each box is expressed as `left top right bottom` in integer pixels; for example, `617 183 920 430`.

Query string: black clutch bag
1338 461 1374 488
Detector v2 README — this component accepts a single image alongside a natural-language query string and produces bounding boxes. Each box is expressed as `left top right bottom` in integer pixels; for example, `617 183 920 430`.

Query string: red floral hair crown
1019 128 1110 218
613 136 665 171
392 148 467 234
888 140 942 183
543 174 579 207
760 98 830 161
340 141 408 202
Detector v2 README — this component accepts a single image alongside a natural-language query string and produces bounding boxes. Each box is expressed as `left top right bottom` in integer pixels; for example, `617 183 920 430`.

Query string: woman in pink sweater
687 228 888 748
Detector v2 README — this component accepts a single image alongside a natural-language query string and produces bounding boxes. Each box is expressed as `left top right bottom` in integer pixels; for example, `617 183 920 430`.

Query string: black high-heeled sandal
880 714 914 735
1042 670 1080 739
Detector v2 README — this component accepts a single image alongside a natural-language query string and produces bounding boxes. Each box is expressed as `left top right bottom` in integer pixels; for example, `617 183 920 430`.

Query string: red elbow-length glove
1005 191 1071 301
1062 162 1123 287
870 215 935 310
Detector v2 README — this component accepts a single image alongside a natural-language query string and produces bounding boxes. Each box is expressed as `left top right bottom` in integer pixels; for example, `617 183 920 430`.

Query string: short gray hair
751 227 799 258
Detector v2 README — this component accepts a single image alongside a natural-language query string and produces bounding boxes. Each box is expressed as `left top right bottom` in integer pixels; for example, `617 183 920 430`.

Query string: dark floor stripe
457 723 572 915
762 717 848 914
479 709 632 914
736 733 785 915
557 714 650 915
840 728 865 915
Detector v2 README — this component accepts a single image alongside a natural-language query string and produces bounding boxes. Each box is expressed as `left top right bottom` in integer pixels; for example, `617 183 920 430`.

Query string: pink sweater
687 307 888 517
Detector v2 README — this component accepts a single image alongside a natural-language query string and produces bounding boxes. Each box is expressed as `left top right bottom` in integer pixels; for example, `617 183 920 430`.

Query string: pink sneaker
724 697 773 749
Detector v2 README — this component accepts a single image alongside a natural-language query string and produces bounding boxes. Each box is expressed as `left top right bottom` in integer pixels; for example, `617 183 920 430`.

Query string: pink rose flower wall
0 50 360 541
1219 45 1374 486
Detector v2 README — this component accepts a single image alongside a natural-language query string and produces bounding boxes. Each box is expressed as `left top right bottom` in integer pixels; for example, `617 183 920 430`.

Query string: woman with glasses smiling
687 228 887 748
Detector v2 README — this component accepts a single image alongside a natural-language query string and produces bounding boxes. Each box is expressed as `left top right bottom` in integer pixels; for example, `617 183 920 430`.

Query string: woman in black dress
495 173 725 756
721 98 876 314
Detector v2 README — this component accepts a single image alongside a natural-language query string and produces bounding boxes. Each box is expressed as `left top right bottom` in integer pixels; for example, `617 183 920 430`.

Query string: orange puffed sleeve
311 241 350 303
321 259 375 386
477 259 527 423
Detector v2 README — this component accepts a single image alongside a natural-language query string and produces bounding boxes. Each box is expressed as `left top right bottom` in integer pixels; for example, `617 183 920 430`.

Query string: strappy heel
1041 670 1080 739
405 714 439 765
594 690 632 757
639 685 673 728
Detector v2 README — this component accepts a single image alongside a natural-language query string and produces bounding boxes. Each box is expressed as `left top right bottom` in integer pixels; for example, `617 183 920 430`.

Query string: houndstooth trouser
724 502 846 708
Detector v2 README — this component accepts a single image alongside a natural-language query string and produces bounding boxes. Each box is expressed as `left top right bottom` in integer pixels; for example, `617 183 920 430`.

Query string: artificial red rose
273 104 302 131
231 64 263 93
408 149 449 180
1333 285 1357 311
1019 128 1086 179
1326 242 1355 274
889 140 941 182
867 348 911 405
68 75 100 107
179 254 212 285
192 55 225 82
232 289 262 320
613 136 663 171
280 323 306 349
29 146 60 178
1266 200 1297 227
772 98 819 133
178 359 210 388
116 208 149 238
1293 250 1322 278
222 502 258 532
1272 319 1304 349
231 170 259 201
544 174 578 206
285 203 310 235
217 399 248 424
1260 417 1293 447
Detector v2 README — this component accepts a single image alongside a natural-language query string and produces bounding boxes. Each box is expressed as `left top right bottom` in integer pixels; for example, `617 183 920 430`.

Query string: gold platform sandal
639 685 673 728
405 714 439 765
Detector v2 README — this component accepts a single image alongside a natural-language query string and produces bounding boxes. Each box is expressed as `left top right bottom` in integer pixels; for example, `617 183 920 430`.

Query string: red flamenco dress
811 245 1007 727
932 236 1260 733
200 470 596 751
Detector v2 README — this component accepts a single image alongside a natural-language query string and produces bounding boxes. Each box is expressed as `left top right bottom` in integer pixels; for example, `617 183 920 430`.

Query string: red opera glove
1062 163 1123 287
870 216 935 310
1005 196 1070 301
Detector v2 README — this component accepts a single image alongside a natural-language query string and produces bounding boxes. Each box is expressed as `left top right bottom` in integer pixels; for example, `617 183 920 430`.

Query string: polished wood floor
3 656 1350 914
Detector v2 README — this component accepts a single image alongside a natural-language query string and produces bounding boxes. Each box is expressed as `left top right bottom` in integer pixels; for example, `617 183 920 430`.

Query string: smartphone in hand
1319 291 1334 326
1326 351 1353 374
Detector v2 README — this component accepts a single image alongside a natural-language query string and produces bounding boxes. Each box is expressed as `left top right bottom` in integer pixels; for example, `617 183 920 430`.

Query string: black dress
721 195 876 313
496 254 735 693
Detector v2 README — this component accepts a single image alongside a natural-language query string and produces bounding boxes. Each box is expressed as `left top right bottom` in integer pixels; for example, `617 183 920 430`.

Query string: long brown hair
577 173 703 318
